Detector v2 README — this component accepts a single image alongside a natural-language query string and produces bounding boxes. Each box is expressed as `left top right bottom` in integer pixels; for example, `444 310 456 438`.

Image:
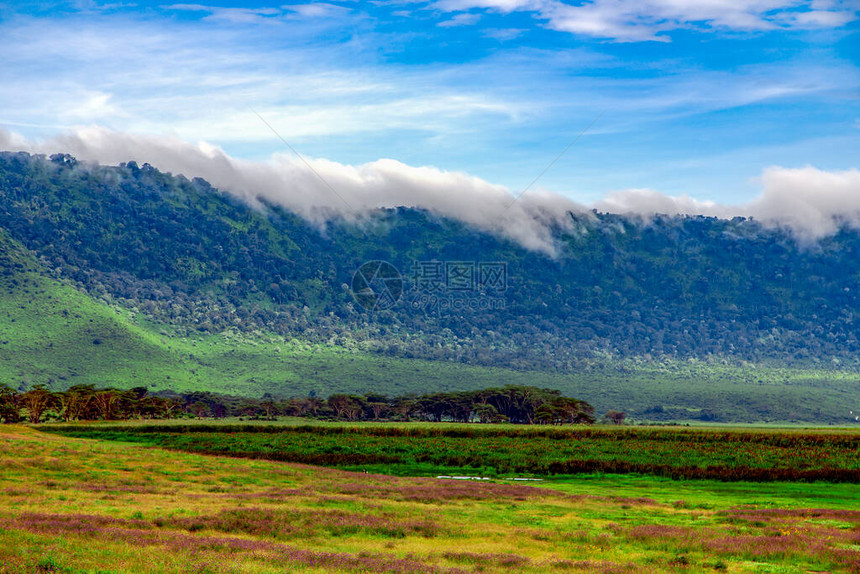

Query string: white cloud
436 0 859 41
4 127 860 252
438 12 483 26
435 0 542 12
1 2 856 211
594 166 860 241
0 15 521 145
167 3 352 23
481 27 527 39
2 126 583 254
750 166 860 239
284 3 352 18
594 188 731 217
65 91 122 121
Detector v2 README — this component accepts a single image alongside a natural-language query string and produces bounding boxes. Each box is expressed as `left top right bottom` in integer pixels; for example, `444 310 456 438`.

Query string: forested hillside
2 150 860 370
3 151 860 423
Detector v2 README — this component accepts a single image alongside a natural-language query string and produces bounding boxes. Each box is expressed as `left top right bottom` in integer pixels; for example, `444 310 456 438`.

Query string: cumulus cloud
3 127 860 251
750 166 860 239
436 0 859 41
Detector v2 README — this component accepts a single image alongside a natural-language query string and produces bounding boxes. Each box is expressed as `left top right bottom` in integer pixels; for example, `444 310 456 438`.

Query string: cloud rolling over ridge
2 127 859 252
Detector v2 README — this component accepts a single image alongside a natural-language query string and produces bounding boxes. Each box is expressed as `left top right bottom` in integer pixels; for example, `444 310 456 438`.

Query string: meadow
2 424 860 573
44 423 860 481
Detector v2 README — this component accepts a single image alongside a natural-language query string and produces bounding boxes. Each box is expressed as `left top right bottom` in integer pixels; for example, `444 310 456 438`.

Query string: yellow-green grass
2 426 860 573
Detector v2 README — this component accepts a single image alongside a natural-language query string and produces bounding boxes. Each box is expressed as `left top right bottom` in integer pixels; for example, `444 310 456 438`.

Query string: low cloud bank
595 166 860 241
2 127 860 251
1 127 581 254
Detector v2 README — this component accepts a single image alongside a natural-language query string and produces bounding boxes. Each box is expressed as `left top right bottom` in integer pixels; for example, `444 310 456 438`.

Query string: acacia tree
413 394 448 422
0 384 20 423
328 394 364 421
367 401 388 421
555 397 595 424
363 393 390 421
535 397 595 425
93 389 122 420
473 403 500 423
189 401 210 418
605 410 627 425
20 384 57 424
391 397 415 422
148 396 182 419
59 385 96 422
260 399 277 419
121 387 149 419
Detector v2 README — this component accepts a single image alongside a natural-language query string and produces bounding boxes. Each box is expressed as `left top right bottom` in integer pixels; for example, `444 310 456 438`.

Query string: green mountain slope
0 230 192 389
2 151 860 423
4 151 860 370
2 224 859 423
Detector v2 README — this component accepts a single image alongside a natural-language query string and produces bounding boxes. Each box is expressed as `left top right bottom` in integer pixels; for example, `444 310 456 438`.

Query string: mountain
1 150 860 423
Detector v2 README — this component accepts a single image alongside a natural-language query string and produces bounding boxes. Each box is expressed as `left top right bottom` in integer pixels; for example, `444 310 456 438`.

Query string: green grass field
2 424 860 573
43 423 860 482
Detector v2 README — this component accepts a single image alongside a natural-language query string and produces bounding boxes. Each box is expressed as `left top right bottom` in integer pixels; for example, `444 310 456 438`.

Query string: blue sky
1 0 858 208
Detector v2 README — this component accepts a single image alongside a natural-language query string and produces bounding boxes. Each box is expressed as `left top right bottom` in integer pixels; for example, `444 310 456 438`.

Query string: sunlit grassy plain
2 424 860 573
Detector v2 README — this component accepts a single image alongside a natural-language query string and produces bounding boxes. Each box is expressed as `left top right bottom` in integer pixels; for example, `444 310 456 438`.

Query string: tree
93 389 122 420
605 410 627 425
150 396 181 419
473 403 500 424
605 411 627 425
121 387 149 419
413 394 449 422
328 394 364 421
391 397 415 421
0 384 20 423
260 399 277 419
20 384 57 424
535 404 559 425
189 401 210 418
363 393 390 420
367 402 388 421
237 402 261 418
59 385 96 421
556 397 595 425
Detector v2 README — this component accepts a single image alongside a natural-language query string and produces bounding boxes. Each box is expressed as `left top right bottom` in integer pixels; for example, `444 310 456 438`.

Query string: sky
1 1 859 249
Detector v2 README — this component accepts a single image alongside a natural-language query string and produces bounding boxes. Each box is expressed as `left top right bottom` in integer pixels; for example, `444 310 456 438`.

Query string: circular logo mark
351 260 403 311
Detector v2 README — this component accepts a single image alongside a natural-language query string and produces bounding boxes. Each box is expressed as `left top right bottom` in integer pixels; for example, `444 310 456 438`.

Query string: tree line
0 384 182 424
0 384 605 425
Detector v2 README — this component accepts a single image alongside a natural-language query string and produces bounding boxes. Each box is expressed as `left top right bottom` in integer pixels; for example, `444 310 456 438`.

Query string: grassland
2 424 860 573
44 423 860 482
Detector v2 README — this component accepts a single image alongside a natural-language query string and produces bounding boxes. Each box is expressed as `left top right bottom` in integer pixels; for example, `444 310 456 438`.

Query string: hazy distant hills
3 151 860 422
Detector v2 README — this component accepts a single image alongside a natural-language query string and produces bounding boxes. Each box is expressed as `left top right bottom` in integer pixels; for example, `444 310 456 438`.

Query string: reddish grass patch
547 559 636 573
440 551 530 569
167 507 440 539
327 477 551 503
12 512 461 573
